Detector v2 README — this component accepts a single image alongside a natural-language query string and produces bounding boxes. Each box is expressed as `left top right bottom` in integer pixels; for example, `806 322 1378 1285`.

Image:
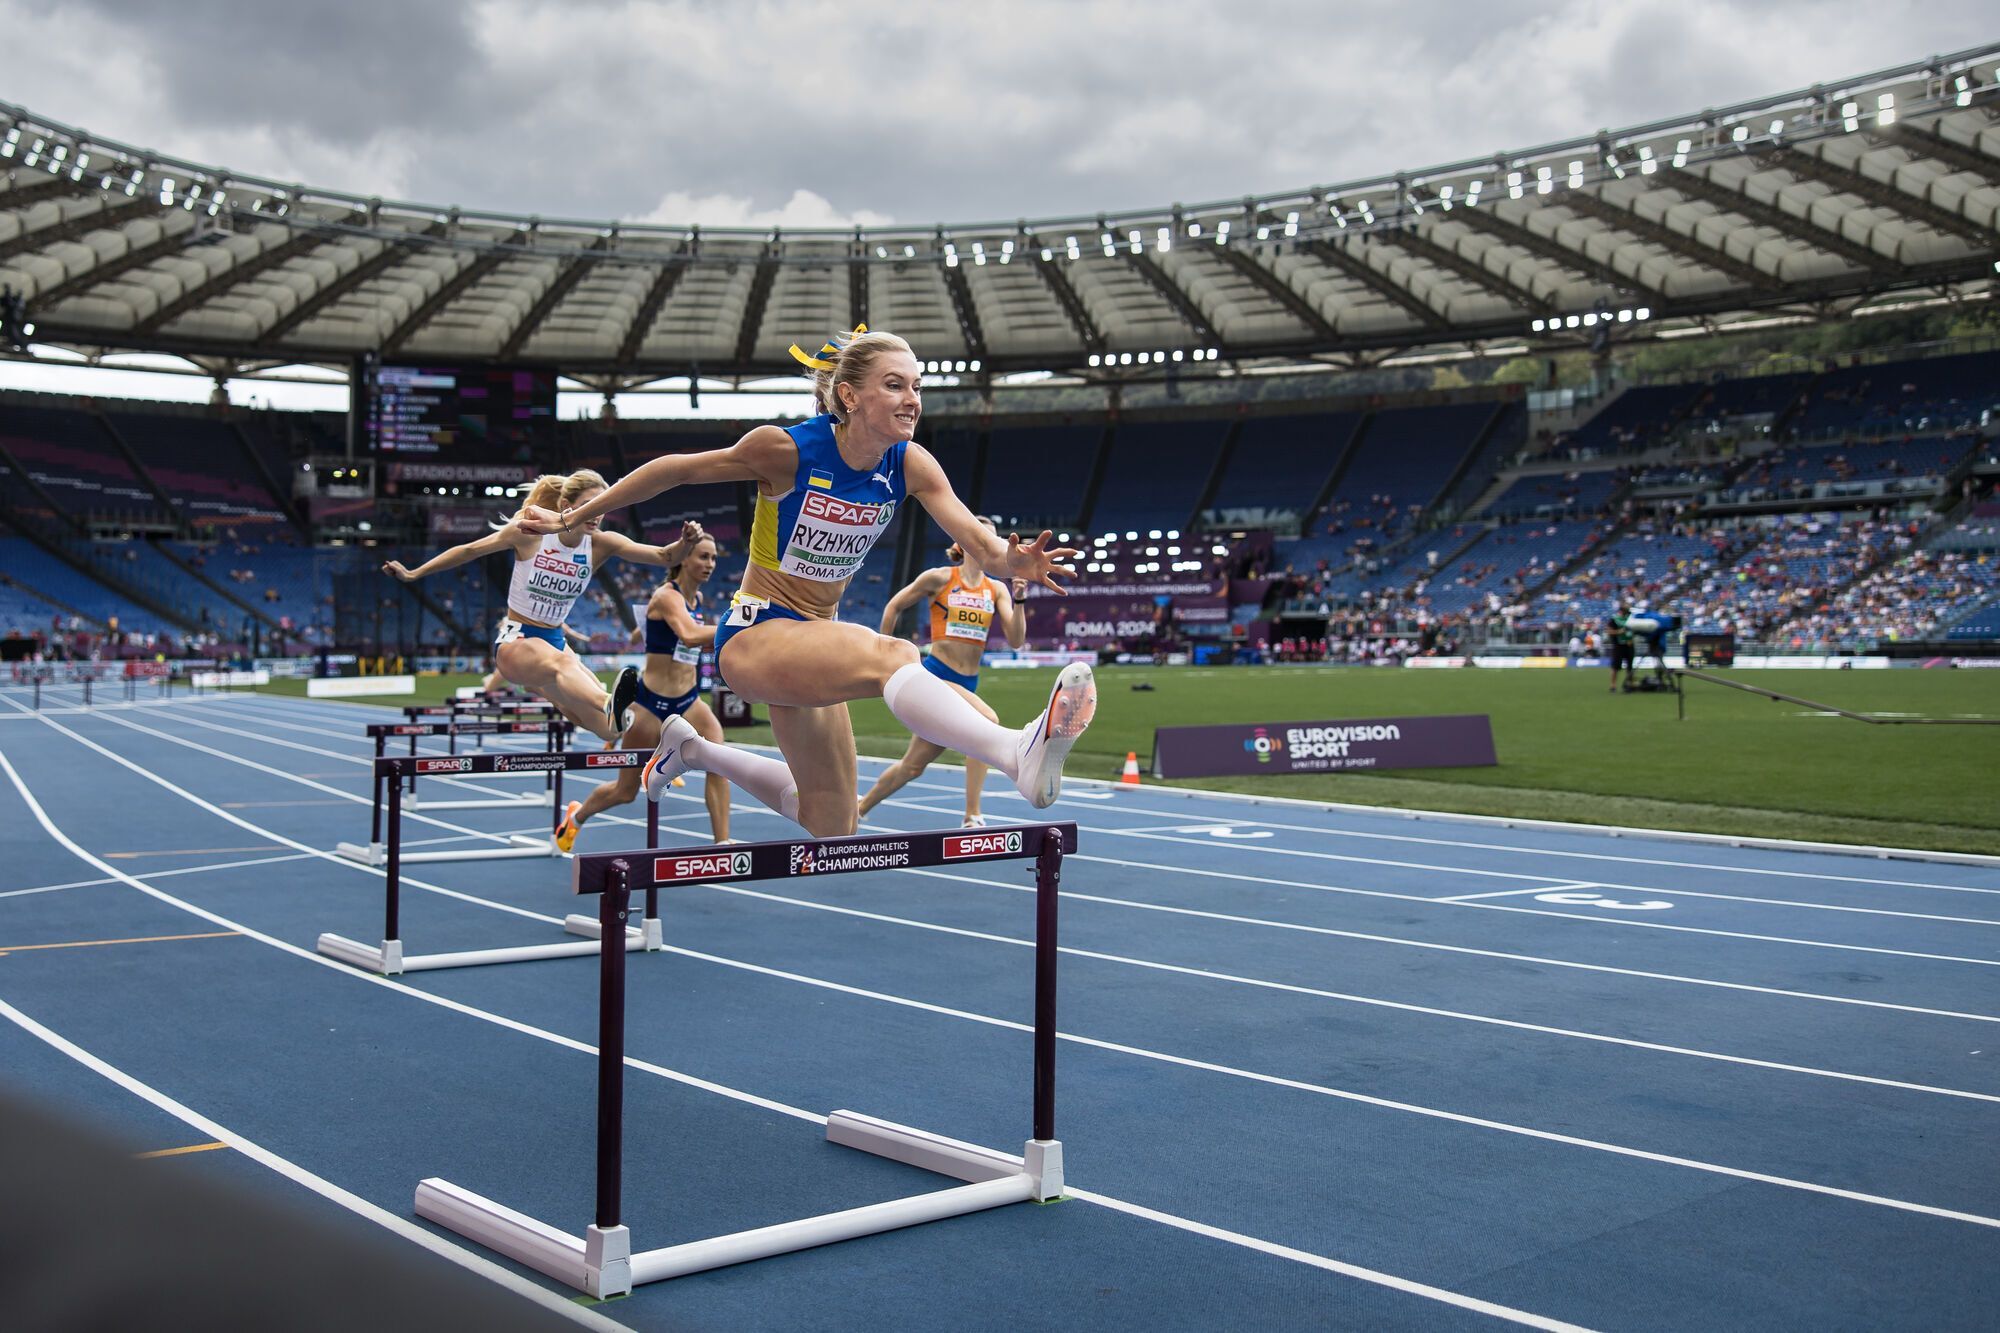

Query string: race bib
725 592 769 629
942 587 995 640
673 642 702 666
780 492 895 582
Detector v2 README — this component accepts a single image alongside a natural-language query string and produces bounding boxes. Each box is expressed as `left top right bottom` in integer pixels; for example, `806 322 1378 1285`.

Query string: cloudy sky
3 0 1994 231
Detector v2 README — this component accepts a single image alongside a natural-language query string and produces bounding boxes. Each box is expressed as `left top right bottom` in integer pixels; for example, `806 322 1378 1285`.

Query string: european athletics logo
1242 726 1284 764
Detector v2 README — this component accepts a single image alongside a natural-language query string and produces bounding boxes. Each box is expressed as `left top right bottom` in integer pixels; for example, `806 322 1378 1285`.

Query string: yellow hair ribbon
787 323 869 372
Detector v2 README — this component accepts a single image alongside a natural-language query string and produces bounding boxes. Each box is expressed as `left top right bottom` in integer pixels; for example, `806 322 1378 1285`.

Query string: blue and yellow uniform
715 413 906 679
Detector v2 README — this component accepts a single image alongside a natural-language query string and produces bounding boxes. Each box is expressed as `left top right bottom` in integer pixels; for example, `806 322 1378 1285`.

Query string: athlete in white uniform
382 468 702 744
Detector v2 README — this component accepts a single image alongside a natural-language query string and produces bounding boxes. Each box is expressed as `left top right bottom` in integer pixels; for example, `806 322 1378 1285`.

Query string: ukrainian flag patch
806 469 835 490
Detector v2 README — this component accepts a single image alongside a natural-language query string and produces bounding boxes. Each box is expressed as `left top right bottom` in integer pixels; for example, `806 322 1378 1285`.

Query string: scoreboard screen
1684 631 1735 669
365 364 557 458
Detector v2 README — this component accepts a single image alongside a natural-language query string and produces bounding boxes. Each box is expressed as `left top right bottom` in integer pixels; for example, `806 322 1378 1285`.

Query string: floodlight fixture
1841 101 1861 131
1567 160 1583 188
1507 171 1524 199
1672 138 1691 166
1635 307 1650 320
1876 92 1896 126
1536 166 1553 195
1956 75 1973 107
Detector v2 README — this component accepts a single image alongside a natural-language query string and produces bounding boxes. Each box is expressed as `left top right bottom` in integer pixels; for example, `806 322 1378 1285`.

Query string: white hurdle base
316 926 653 976
563 914 664 950
333 835 553 866
415 1115 1063 1297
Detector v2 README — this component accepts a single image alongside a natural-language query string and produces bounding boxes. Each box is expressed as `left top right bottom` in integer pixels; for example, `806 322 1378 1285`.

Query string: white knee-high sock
681 736 801 824
882 663 1019 777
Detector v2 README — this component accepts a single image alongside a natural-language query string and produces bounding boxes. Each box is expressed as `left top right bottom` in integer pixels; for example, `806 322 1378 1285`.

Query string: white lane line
886 798 2000 968
21 712 575 929
0 851 318 900
1094 824 2000 927
84 709 554 853
0 744 1585 1329
699 883 2000 1105
0 998 628 1333
62 696 2000 1016
629 805 2000 1028
1437 883 1602 904
245 697 2000 888
15 713 2000 1235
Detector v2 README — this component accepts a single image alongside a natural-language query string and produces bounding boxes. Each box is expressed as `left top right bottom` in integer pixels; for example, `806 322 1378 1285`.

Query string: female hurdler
555 533 732 850
521 328 1095 837
857 517 1028 828
382 468 702 744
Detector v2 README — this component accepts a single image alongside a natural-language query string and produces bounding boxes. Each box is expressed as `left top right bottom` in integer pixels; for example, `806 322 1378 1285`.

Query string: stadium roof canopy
2 44 1998 391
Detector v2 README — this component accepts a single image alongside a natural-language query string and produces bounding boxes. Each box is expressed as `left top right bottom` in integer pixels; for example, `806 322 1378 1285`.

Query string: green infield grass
258 664 2000 854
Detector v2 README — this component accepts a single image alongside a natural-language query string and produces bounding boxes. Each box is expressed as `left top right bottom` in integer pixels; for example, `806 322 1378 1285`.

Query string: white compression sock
882 663 1020 777
681 735 801 824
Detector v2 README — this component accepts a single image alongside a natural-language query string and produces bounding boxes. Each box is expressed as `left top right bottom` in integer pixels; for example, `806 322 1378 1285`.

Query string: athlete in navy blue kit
554 532 731 851
522 327 1095 838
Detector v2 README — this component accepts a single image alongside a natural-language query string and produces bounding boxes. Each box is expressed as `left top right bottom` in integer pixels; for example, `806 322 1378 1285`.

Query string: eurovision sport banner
1150 714 1497 778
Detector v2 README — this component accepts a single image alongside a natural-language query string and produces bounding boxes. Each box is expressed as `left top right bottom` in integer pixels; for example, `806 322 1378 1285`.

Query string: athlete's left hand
1003 530 1080 595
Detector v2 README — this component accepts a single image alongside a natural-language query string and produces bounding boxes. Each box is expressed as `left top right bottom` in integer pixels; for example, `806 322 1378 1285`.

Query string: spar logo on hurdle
583 751 643 768
942 829 1025 860
415 757 475 774
652 849 754 883
788 838 912 875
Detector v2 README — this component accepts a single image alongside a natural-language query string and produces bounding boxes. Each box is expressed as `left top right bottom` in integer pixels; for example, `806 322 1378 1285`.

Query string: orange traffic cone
1119 751 1142 785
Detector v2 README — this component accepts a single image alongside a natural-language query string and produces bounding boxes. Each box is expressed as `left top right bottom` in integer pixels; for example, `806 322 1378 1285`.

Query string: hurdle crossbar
322 750 668 975
366 717 572 813
416 821 1077 1297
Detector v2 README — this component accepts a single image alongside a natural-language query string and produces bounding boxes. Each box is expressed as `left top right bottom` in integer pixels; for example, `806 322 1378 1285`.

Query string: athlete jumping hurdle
521 326 1096 838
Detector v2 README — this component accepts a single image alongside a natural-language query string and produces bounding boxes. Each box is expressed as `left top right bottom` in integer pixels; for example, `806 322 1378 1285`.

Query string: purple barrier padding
1174 595 1230 623
1152 713 1497 777
1025 594 1165 645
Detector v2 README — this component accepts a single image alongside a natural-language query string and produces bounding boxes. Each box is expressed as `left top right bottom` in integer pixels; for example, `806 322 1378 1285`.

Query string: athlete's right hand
381 560 415 582
517 504 563 534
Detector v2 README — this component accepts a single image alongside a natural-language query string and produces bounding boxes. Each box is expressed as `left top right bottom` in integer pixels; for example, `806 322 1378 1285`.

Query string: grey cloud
5 0 1995 225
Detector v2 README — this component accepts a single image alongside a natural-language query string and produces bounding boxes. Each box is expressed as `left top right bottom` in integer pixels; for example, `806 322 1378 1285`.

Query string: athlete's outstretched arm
877 568 949 636
591 521 706 569
520 428 794 534
904 444 1080 594
381 526 521 582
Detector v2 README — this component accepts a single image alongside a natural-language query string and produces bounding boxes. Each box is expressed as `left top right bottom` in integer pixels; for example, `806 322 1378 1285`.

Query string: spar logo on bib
782 491 896 581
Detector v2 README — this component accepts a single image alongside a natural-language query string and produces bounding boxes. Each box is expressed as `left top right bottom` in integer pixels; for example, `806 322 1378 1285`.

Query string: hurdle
365 717 571 814
416 821 1077 1297
334 724 586 867
319 750 670 975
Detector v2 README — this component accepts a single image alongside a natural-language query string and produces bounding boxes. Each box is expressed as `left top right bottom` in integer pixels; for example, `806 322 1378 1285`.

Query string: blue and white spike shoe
1012 662 1097 809
642 714 698 802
